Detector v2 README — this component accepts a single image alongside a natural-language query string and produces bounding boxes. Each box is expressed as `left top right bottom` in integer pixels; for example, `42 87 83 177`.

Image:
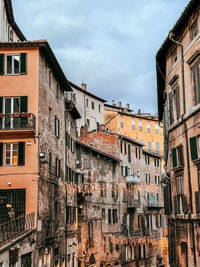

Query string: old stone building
79 129 165 266
0 0 26 42
156 0 200 266
0 40 76 266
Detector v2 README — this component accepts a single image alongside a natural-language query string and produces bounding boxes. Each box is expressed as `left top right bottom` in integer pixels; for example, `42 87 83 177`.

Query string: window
173 84 180 120
139 120 142 131
49 152 52 173
113 209 118 224
49 70 51 87
155 175 160 185
102 208 105 220
88 221 94 247
55 116 60 138
99 104 101 112
156 142 160 154
146 173 150 184
120 116 123 128
124 142 127 154
91 101 94 109
55 157 61 177
2 142 25 166
86 99 88 107
172 144 184 168
132 118 135 130
156 193 159 202
128 144 131 163
171 47 177 67
99 181 107 197
154 157 160 167
191 20 198 40
122 166 128 176
145 154 150 165
136 147 141 159
190 135 200 161
155 123 159 134
108 209 112 224
176 176 184 195
192 65 200 106
56 83 59 99
109 236 113 252
147 122 150 133
168 91 174 125
148 141 152 151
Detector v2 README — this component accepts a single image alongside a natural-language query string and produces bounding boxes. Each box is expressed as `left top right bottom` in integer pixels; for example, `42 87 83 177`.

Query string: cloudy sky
13 0 189 114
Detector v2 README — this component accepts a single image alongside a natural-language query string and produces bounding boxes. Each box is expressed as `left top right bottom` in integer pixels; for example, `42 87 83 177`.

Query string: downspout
169 32 196 267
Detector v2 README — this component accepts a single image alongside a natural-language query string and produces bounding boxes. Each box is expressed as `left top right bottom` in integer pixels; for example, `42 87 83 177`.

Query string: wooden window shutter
190 136 198 161
182 195 188 214
172 148 177 168
175 86 180 119
179 145 184 165
0 54 4 75
55 157 58 177
164 184 172 215
128 144 131 162
49 152 52 173
20 96 28 113
173 196 178 215
0 143 3 166
195 191 200 214
20 53 27 74
81 173 84 184
168 92 174 125
18 142 25 166
0 97 3 113
120 141 123 153
58 159 60 177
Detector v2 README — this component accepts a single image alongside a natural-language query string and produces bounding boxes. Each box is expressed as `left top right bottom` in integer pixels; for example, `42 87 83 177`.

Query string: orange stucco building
104 103 163 156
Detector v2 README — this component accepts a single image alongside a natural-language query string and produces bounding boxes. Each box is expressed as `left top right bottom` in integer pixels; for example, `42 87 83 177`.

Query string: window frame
6 54 20 75
5 143 18 166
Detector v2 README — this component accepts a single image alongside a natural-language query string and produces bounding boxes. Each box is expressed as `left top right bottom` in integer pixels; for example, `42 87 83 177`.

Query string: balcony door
4 97 20 129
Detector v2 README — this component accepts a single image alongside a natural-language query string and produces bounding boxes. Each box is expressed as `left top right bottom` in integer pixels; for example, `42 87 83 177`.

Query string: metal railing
0 212 35 245
147 201 163 208
0 113 36 131
64 92 76 105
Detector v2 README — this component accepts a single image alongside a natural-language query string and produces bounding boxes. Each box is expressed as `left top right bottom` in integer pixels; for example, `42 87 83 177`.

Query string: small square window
171 48 177 67
91 102 94 109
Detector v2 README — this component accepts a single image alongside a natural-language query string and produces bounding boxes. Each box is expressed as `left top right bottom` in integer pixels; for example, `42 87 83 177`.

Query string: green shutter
128 144 131 162
55 157 57 177
172 148 177 168
0 143 3 166
179 145 184 166
18 142 25 166
168 92 174 125
0 97 3 113
20 96 28 113
0 54 4 75
20 53 27 74
190 136 198 161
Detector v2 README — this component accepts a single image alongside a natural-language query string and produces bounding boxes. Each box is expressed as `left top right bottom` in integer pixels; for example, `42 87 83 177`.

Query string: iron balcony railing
127 198 141 208
147 201 164 208
0 212 35 245
0 113 36 131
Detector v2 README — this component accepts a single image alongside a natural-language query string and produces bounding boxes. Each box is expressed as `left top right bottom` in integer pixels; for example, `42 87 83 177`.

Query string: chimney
80 125 88 136
138 109 141 115
126 103 130 110
118 101 122 108
81 83 87 90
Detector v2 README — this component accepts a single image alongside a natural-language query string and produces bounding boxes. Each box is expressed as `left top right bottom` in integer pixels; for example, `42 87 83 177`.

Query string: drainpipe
168 32 196 267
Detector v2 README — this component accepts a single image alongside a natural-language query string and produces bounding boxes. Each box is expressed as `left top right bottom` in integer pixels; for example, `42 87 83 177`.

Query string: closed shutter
190 136 198 161
172 148 177 168
20 53 27 74
81 173 84 184
108 209 111 224
179 145 184 165
168 92 174 125
175 86 180 119
120 141 123 153
49 152 52 173
20 96 28 113
18 142 25 166
58 159 60 177
128 144 131 162
0 97 3 113
0 143 3 166
55 157 57 177
173 196 178 215
182 195 187 214
164 183 172 215
195 191 200 214
0 54 4 75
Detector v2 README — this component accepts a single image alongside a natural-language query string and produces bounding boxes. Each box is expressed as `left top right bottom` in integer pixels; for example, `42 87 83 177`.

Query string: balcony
0 212 35 245
65 92 76 107
147 201 164 209
126 175 140 183
132 229 142 236
0 113 36 138
127 198 140 208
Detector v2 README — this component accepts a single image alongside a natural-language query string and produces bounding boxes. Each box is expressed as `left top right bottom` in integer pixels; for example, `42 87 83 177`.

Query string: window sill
193 158 200 166
172 165 184 172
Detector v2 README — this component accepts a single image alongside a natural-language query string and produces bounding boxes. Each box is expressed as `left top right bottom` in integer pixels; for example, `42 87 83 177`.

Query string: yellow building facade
104 103 164 155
